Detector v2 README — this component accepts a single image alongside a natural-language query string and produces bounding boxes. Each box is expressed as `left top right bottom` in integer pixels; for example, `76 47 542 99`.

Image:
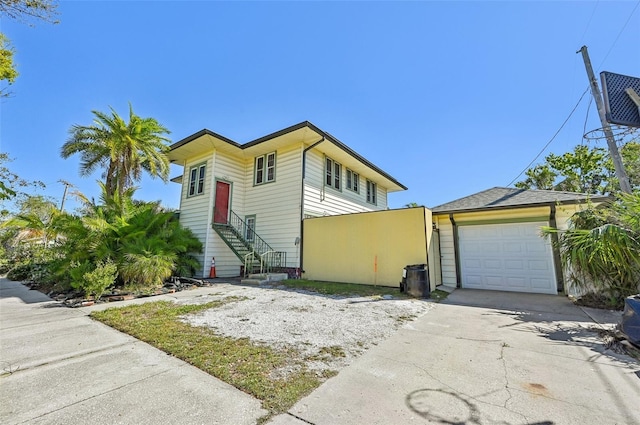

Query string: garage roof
431 187 611 214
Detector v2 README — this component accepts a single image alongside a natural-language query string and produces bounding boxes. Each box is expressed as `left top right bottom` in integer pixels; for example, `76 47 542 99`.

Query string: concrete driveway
269 289 640 425
3 278 639 425
0 278 266 425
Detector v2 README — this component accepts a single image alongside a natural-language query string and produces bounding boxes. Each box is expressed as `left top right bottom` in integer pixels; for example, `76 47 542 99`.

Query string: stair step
247 273 288 283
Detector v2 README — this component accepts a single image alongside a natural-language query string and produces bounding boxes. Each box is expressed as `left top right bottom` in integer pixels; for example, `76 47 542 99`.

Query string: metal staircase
212 210 286 276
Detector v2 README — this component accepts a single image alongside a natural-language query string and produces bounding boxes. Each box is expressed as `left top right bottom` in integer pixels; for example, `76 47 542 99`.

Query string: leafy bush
0 260 11 274
544 193 640 305
81 260 117 300
69 260 94 293
7 263 32 281
4 187 202 294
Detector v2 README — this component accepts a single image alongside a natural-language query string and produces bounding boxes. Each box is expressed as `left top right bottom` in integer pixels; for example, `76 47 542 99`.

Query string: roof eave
169 129 240 151
167 121 407 191
431 196 612 215
305 122 408 191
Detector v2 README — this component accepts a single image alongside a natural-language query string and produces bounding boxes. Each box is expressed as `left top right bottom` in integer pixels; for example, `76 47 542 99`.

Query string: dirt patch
180 283 434 375
596 326 640 361
573 293 624 311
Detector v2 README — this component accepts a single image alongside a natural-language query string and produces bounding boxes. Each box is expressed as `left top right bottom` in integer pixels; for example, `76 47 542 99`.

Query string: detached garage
431 187 609 295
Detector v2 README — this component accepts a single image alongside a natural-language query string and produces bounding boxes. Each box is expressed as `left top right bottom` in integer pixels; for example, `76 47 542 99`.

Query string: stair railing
244 252 255 277
220 210 275 256
260 251 287 274
213 209 287 274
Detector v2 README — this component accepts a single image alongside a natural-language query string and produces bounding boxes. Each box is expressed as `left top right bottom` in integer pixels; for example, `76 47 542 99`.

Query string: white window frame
346 169 359 193
255 152 276 185
325 157 341 190
245 215 256 242
366 179 377 205
188 163 206 197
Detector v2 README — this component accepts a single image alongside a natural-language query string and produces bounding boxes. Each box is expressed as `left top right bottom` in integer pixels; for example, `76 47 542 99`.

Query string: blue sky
1 1 639 212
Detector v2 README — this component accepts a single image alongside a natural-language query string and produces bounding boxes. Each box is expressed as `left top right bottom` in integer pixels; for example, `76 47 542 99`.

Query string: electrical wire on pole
578 45 632 194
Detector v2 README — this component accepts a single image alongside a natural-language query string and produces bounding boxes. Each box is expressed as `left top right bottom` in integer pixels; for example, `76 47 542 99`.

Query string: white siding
177 140 400 276
178 155 214 276
303 150 388 217
436 216 457 286
204 151 247 277
243 145 303 268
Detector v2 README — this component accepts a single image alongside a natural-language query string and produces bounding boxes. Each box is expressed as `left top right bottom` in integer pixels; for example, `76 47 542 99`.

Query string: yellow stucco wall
303 207 434 289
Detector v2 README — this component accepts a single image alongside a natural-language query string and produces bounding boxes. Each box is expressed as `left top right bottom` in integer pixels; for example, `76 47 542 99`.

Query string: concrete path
3 278 640 425
269 289 640 425
0 278 267 425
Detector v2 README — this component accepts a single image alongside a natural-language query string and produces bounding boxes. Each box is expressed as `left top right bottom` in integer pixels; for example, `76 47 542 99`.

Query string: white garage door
458 222 557 295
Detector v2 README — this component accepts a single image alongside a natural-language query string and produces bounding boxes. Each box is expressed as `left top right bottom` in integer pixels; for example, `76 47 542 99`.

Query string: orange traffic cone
209 257 216 278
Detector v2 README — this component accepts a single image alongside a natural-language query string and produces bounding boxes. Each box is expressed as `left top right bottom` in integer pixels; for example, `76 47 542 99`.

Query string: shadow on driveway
0 278 54 304
405 388 555 425
443 288 637 366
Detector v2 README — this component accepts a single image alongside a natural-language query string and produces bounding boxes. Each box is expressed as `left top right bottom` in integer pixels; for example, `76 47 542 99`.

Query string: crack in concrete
0 341 135 377
377 342 534 424
286 411 316 424
498 344 512 408
498 344 529 424
0 361 21 375
0 312 86 331
455 336 504 343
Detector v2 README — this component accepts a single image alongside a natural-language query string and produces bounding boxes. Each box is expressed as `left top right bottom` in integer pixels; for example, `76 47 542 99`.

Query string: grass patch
306 345 347 362
91 299 322 418
429 289 450 302
279 279 408 298
319 345 346 358
395 314 418 324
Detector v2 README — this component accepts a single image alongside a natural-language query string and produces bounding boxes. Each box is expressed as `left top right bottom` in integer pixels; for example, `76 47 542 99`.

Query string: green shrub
7 263 32 281
69 260 94 293
0 260 11 274
81 260 117 300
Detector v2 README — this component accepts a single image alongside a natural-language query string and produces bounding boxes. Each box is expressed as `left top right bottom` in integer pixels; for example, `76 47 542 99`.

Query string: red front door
214 181 230 224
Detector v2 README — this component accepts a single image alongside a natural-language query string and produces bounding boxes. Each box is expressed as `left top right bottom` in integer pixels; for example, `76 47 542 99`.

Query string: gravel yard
181 283 435 374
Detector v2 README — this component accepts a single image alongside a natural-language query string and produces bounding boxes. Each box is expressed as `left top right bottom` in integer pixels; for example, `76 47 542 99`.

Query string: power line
578 0 600 46
507 1 638 188
596 0 640 71
506 87 590 187
581 96 593 146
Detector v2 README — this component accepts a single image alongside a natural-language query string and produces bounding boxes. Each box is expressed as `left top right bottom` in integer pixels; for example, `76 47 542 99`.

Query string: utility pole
578 45 632 194
59 180 71 212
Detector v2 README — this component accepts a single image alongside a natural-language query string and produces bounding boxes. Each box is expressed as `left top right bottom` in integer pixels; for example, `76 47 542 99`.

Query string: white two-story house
168 121 407 278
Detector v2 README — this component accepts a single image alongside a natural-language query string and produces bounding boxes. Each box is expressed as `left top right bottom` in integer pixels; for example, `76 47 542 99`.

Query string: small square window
366 180 377 205
245 216 256 242
346 169 359 193
188 164 206 197
255 152 276 185
325 157 341 190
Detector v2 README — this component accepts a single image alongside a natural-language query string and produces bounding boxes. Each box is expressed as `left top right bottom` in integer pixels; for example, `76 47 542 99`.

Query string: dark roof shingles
431 187 608 213
170 121 407 190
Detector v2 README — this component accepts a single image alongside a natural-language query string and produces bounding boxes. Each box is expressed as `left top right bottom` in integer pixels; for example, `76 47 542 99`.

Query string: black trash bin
401 264 430 298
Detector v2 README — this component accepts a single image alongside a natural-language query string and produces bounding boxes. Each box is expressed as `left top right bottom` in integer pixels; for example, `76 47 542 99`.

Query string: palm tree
543 194 640 301
61 104 171 198
1 196 60 246
53 184 202 292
